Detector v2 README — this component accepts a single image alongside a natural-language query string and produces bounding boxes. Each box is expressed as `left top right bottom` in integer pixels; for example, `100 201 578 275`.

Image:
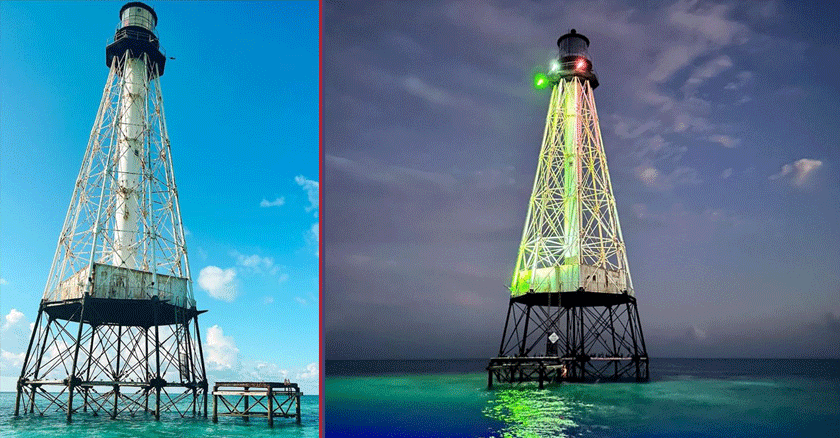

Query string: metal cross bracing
511 77 632 296
15 297 207 418
489 29 649 386
15 42 208 419
489 294 648 387
15 297 208 419
42 51 191 302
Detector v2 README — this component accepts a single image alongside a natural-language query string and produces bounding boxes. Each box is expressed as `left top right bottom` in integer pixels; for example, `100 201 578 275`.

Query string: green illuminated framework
511 76 631 297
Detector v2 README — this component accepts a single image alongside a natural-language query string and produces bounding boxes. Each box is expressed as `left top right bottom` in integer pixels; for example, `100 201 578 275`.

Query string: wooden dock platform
212 381 301 426
488 355 649 387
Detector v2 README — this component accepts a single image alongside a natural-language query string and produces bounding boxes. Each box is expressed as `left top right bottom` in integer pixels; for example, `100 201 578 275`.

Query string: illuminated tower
488 30 649 386
15 3 208 420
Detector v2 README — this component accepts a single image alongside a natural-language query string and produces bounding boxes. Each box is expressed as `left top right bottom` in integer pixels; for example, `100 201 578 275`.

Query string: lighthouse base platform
489 291 649 387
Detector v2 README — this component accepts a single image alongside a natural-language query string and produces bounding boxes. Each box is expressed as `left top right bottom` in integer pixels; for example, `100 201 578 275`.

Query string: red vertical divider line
318 0 325 437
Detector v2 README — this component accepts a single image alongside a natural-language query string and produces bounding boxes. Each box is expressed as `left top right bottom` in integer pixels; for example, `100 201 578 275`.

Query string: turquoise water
325 359 840 437
0 393 319 437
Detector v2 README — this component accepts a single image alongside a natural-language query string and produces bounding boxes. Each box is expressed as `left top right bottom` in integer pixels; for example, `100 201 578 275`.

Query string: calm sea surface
325 358 840 437
0 393 319 437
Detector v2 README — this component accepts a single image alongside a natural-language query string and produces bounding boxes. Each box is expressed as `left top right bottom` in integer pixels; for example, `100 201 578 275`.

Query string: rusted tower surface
15 2 208 420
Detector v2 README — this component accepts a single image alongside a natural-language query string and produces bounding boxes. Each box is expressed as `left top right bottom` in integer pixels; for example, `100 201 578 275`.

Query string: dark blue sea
325 358 840 437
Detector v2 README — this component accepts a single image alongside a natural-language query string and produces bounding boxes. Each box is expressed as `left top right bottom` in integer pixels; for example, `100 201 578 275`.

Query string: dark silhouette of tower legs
15 296 208 420
488 291 648 386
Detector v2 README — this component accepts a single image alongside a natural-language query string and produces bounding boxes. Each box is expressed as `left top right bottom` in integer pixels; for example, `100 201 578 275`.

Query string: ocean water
0 392 319 437
325 359 840 437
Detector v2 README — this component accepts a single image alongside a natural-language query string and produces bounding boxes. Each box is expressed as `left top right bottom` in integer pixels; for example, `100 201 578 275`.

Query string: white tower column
562 79 580 265
114 57 146 268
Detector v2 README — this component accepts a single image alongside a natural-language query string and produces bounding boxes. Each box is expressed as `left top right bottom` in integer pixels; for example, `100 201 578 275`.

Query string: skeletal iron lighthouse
15 3 208 420
488 30 649 386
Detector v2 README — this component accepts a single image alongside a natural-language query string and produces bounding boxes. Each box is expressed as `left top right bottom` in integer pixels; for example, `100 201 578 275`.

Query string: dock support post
296 390 301 424
267 388 274 427
212 391 218 423
243 386 250 421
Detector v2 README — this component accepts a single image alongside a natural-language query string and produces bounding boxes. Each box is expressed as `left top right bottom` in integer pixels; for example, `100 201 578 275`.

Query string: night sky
324 0 840 360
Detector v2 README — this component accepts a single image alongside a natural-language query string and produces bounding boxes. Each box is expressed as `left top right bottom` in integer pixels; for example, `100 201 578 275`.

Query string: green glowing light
533 73 549 89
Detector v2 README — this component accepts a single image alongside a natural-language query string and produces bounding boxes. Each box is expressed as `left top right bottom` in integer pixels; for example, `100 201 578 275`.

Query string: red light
576 58 586 70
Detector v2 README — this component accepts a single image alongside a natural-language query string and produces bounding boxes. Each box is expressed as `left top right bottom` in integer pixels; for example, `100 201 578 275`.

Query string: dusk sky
324 0 839 360
1 2 319 393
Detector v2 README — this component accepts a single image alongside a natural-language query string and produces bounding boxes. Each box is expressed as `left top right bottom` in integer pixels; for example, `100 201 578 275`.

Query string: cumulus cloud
720 168 733 179
260 197 285 208
205 325 240 371
1 349 25 367
297 362 318 380
248 361 288 381
308 223 319 251
0 278 8 285
3 309 24 331
402 76 460 107
724 70 754 90
231 251 278 275
769 158 823 188
197 266 238 302
635 164 702 191
295 175 319 217
201 328 318 393
709 134 740 148
682 55 733 95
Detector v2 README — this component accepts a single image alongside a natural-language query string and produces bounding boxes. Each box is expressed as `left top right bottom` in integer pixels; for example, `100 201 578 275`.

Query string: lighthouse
488 30 649 386
15 3 208 420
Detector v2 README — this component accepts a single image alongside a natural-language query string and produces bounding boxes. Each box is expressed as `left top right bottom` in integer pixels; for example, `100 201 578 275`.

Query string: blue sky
323 0 839 359
0 1 319 393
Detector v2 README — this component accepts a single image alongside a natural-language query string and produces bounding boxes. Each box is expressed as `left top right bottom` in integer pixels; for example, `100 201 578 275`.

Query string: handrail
108 28 166 58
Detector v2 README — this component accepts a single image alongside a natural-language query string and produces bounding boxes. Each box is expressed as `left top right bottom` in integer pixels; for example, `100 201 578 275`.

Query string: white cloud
295 175 319 217
309 223 319 243
3 309 24 331
667 1 749 46
720 168 733 179
294 297 307 306
634 164 701 192
725 71 754 90
197 266 238 302
205 325 240 371
248 361 288 381
278 273 290 283
260 197 285 208
0 278 8 285
648 44 707 84
769 158 823 188
297 362 318 380
308 223 319 256
263 296 275 304
402 76 459 106
1 349 25 367
682 55 733 94
709 134 740 148
231 251 278 275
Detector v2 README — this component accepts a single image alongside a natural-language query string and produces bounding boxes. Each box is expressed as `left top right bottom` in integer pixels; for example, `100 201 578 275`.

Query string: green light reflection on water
483 388 593 438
